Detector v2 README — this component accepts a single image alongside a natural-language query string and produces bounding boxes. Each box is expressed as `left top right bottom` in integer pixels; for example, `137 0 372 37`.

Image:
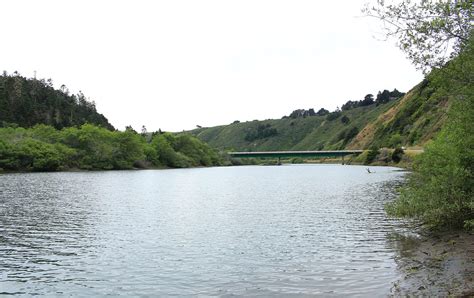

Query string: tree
0 74 114 130
390 88 405 98
365 147 379 164
316 108 329 116
364 0 472 73
367 0 474 229
376 89 391 105
391 147 404 163
326 108 342 121
340 115 350 125
288 109 317 118
361 94 374 106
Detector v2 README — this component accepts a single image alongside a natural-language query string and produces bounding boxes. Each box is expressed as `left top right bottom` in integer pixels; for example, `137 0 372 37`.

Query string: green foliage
387 35 474 230
387 100 473 229
389 133 402 147
244 124 278 142
112 130 145 169
288 108 316 118
0 124 221 171
364 0 472 73
344 127 359 144
341 89 403 111
370 75 454 148
316 108 329 116
0 138 74 171
375 89 405 106
290 157 304 164
340 115 350 125
151 133 184 167
326 111 341 121
365 147 379 164
0 73 114 130
191 98 411 152
391 147 404 163
335 126 359 148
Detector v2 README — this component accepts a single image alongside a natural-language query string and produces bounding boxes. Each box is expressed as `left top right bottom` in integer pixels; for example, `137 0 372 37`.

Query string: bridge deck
228 150 363 158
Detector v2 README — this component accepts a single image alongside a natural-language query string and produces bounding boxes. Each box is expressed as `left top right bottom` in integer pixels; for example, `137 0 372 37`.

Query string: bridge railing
228 150 363 159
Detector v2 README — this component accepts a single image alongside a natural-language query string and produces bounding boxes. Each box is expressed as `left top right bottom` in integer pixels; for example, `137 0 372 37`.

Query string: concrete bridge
228 150 364 164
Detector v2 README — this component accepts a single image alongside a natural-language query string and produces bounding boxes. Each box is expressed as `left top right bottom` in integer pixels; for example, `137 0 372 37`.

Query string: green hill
0 72 114 130
191 79 451 151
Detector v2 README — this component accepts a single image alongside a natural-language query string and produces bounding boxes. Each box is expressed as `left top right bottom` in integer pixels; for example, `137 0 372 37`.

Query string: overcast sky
2 0 423 132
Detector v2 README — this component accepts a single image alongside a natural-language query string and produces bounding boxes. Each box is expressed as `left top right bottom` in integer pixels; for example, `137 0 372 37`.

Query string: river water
0 165 412 296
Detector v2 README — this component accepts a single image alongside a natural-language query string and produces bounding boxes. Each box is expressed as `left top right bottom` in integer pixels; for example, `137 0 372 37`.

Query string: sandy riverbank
390 230 474 296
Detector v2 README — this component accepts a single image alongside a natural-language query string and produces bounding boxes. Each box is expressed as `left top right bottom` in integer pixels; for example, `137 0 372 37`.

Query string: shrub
290 157 304 164
244 124 278 142
340 115 350 124
391 147 404 163
365 147 379 164
326 111 341 121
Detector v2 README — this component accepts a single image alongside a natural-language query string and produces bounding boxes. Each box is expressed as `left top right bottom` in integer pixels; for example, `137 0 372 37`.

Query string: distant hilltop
0 72 114 130
190 79 447 151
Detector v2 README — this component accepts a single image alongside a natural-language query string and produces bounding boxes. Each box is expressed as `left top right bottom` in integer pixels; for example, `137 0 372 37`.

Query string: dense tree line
0 124 221 171
283 89 404 120
325 109 342 121
288 108 316 118
341 89 405 111
375 89 405 105
244 123 278 141
0 72 114 130
283 108 329 119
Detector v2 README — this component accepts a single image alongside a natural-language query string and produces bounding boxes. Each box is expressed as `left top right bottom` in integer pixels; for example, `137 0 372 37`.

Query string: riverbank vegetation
365 0 473 230
387 41 473 230
0 124 222 172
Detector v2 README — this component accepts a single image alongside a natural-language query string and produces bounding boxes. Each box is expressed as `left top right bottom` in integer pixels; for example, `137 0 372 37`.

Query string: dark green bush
391 147 404 163
0 124 222 171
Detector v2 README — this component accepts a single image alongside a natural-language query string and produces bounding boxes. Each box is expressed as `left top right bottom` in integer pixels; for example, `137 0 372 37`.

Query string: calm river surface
0 165 411 296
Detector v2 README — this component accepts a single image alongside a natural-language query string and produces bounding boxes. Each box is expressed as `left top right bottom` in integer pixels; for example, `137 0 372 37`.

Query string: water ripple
0 165 410 295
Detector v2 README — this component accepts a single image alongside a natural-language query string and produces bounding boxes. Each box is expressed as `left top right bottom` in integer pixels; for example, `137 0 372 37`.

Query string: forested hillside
0 72 114 130
191 83 448 151
0 72 223 171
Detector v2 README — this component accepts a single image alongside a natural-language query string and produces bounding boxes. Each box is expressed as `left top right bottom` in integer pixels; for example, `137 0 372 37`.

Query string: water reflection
0 165 426 295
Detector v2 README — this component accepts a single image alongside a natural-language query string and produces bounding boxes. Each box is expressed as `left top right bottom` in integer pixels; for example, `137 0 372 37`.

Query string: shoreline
0 161 406 175
391 229 474 296
0 148 421 174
